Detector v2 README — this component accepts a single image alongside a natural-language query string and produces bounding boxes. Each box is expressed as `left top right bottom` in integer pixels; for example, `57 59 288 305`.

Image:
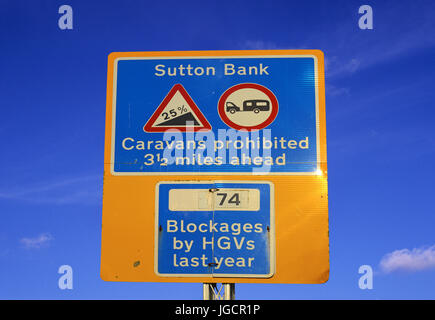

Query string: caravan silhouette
226 99 270 114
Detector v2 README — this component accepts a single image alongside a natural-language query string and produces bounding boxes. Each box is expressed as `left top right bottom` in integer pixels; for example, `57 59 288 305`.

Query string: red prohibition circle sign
218 83 279 131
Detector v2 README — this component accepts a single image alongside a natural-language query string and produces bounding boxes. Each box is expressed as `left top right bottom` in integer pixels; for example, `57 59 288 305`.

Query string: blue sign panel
155 181 275 277
111 55 320 174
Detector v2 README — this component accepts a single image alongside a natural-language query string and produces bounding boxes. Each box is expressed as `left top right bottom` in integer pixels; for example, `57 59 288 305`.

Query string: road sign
155 181 275 277
218 83 279 131
101 50 328 284
144 84 212 132
108 52 321 175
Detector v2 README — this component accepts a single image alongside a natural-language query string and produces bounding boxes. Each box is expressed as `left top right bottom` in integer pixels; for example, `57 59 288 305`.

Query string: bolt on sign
101 50 329 284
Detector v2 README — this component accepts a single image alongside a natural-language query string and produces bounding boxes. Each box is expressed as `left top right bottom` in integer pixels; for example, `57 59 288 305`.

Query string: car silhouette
226 100 270 114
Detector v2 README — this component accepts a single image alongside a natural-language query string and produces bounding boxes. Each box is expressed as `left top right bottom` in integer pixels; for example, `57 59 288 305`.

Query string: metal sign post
203 283 235 300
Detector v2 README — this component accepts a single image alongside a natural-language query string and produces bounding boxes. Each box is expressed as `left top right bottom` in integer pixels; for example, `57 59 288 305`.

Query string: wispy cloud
380 245 435 273
20 233 53 249
0 174 102 205
326 84 350 97
239 40 309 51
325 3 435 79
241 40 281 50
325 56 361 78
241 3 435 81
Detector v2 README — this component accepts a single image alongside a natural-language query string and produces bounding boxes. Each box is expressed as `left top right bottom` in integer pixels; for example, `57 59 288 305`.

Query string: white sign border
110 54 321 176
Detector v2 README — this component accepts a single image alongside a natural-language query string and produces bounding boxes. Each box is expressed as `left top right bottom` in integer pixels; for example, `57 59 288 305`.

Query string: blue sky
1 0 435 299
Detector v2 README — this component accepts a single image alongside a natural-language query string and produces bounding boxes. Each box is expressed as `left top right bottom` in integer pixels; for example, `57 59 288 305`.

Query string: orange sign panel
101 50 329 284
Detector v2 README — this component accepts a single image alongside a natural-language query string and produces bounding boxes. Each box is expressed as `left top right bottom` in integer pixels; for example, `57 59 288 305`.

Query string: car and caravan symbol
225 100 270 114
218 83 279 130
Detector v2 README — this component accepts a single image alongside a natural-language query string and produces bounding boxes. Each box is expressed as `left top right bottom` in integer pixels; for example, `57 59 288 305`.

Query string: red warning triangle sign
144 84 212 132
